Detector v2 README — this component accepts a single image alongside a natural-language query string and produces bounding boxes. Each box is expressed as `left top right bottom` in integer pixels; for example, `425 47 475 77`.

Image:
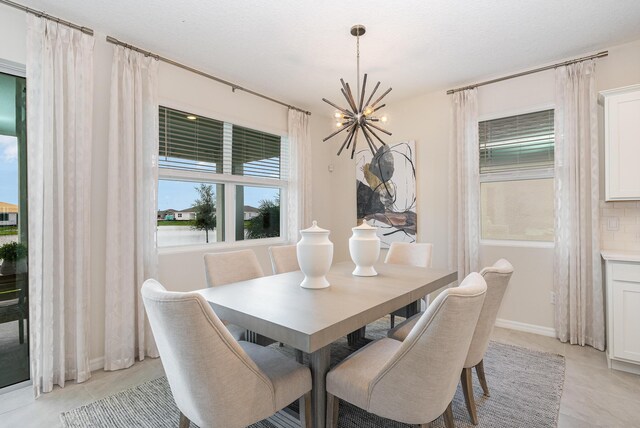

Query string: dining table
196 260 457 428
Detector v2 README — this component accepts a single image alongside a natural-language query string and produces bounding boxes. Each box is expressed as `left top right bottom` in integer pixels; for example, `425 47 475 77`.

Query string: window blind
230 125 282 179
159 106 224 173
479 109 554 174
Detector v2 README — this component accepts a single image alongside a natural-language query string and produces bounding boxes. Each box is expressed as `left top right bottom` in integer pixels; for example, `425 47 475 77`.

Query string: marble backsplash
600 200 640 252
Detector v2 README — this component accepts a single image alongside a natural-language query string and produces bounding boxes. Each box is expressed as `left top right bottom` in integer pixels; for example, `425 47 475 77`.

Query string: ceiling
17 0 640 113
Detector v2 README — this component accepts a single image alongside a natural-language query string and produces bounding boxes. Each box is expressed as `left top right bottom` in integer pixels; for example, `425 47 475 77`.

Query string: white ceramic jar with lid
349 222 380 276
297 221 333 289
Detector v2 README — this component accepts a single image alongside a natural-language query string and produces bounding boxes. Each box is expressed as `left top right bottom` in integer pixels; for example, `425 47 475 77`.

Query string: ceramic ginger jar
349 222 380 276
297 221 333 289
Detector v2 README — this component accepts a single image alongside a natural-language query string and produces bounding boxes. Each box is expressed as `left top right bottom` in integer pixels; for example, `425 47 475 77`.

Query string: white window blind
230 124 282 179
159 106 224 173
479 109 554 174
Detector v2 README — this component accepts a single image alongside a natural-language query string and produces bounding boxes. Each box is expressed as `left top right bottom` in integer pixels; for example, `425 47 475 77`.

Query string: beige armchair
268 245 299 274
204 249 264 287
203 249 265 342
389 258 514 425
385 242 434 327
141 279 312 428
327 272 487 428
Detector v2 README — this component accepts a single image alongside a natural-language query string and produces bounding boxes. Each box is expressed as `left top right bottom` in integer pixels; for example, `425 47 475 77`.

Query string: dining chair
385 242 434 328
388 259 514 425
326 272 487 428
0 273 28 344
204 249 266 343
142 279 312 428
268 245 299 274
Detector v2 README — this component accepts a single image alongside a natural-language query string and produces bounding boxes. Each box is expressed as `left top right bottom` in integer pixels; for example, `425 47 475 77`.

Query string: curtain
104 46 160 370
449 89 480 281
554 60 604 350
287 109 312 240
26 14 94 396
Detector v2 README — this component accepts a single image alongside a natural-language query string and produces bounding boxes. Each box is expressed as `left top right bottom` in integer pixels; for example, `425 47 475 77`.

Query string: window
479 109 554 242
157 106 287 247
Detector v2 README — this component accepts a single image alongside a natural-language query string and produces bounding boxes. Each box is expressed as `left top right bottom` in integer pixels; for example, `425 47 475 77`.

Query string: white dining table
196 260 457 428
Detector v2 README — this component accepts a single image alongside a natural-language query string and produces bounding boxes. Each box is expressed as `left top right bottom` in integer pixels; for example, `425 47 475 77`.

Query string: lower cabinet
604 256 640 374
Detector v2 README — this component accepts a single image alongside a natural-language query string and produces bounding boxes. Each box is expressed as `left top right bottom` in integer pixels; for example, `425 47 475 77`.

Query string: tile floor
1 327 639 427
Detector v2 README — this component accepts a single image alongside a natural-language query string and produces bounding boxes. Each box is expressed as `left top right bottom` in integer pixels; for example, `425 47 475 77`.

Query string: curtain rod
446 50 608 95
106 36 312 116
0 0 93 35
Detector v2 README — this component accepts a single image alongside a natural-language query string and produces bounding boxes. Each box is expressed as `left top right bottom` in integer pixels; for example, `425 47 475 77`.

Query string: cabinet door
606 89 640 200
612 280 640 362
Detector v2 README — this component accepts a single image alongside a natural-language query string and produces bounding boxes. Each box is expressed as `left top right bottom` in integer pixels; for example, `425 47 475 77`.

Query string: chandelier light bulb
334 111 342 118
381 116 388 123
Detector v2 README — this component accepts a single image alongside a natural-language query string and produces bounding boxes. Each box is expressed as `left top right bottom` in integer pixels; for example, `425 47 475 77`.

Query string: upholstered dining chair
326 272 487 428
388 259 514 425
268 245 299 274
204 249 267 343
385 242 434 328
141 279 312 428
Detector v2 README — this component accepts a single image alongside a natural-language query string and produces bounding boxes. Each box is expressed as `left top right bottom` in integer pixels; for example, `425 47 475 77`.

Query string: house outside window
157 106 287 248
479 109 555 243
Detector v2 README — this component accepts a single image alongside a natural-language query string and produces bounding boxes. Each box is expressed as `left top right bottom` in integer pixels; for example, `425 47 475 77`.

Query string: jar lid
301 220 329 234
352 222 377 231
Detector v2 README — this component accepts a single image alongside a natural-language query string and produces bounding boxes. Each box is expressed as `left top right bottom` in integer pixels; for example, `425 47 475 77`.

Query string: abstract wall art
355 140 417 248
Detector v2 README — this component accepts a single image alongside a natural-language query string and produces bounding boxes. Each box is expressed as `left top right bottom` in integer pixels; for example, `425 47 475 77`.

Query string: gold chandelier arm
358 73 368 112
363 123 387 146
366 121 392 136
370 103 386 114
350 128 359 159
340 79 358 112
363 81 380 110
337 124 357 156
370 87 392 109
323 120 354 142
361 125 378 155
322 98 354 117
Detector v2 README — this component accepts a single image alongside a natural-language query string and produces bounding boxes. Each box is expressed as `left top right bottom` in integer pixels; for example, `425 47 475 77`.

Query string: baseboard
495 318 557 338
90 356 105 372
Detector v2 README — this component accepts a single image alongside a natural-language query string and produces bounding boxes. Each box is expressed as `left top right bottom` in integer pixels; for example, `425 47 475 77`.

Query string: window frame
478 104 555 247
157 101 289 252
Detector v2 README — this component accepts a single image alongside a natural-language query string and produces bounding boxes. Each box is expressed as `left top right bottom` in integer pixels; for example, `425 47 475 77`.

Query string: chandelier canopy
322 25 392 158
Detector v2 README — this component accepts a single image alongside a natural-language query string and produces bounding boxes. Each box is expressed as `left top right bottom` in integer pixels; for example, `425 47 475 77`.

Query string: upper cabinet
601 84 640 201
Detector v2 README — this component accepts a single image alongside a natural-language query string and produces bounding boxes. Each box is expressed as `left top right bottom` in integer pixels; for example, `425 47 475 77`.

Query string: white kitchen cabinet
601 84 640 201
603 250 640 374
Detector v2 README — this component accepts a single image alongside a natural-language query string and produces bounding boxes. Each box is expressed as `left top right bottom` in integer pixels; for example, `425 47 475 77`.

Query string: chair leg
390 314 395 328
443 401 455 428
460 368 478 425
326 392 339 428
299 391 312 428
475 359 490 397
178 412 190 428
295 349 304 364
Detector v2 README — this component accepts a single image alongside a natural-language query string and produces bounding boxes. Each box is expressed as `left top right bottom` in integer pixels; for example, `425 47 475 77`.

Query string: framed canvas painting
355 140 417 248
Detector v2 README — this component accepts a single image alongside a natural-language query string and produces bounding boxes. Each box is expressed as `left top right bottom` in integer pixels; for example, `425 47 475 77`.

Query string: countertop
601 250 640 263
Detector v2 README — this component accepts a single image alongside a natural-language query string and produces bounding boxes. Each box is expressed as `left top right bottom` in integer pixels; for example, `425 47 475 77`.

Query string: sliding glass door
0 70 29 389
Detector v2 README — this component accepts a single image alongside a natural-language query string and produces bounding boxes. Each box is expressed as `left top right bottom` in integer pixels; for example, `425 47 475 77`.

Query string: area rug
61 318 565 427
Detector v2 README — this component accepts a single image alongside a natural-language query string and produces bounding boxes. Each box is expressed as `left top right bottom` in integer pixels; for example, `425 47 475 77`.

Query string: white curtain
26 15 94 395
287 109 312 240
554 60 604 350
449 89 480 281
104 46 160 370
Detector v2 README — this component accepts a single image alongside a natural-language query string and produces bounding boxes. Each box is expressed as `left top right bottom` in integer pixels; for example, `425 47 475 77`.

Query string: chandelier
323 25 392 158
